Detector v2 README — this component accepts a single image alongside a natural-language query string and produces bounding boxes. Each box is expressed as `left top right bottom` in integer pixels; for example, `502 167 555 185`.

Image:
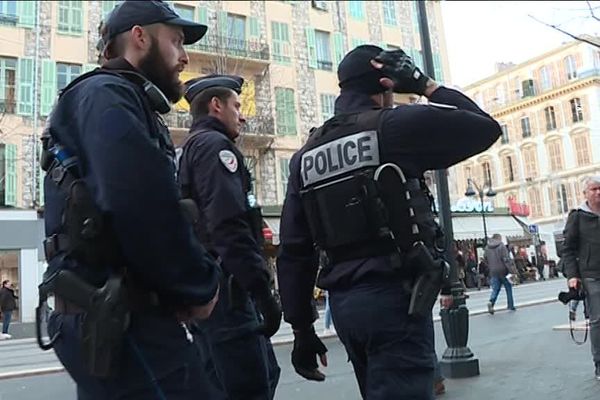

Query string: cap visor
167 17 207 44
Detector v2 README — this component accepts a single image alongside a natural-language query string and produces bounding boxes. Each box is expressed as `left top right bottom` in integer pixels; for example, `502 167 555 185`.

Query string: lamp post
415 1 479 379
465 178 497 246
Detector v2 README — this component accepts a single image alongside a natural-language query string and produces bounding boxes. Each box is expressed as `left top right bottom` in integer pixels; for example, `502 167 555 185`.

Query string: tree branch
528 14 600 49
586 1 600 22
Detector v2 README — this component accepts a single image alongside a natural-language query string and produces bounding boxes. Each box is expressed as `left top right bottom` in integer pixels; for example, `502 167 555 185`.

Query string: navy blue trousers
193 277 280 400
48 311 226 400
329 278 435 400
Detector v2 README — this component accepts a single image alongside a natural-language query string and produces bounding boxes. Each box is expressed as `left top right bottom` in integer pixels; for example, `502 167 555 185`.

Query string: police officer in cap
178 75 282 400
42 1 224 398
277 45 502 399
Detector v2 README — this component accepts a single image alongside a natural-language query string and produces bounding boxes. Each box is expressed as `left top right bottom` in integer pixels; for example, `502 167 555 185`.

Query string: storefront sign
451 197 494 213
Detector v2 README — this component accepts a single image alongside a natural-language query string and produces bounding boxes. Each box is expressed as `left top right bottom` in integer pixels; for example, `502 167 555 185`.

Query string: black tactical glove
374 49 431 95
254 286 282 338
291 326 328 381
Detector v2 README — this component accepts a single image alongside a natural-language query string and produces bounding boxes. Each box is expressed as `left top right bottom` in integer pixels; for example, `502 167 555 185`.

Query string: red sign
263 227 273 241
507 196 530 217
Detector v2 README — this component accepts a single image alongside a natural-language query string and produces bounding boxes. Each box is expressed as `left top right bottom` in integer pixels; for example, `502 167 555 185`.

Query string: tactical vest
177 129 265 254
299 109 440 266
41 69 175 268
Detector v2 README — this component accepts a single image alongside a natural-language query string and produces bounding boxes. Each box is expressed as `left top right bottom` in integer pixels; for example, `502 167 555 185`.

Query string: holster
406 242 449 318
37 269 130 378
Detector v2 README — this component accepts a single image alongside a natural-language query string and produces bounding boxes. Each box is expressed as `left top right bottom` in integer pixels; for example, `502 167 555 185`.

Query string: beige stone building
0 0 450 209
448 39 600 238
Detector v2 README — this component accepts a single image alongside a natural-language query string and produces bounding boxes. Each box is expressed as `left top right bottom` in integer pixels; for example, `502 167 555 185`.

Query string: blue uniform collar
190 116 231 140
334 90 379 115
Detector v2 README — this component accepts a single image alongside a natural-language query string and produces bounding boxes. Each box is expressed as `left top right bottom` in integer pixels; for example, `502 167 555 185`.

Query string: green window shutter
285 89 296 135
217 11 228 38
305 28 317 69
17 1 36 28
4 144 17 207
102 1 118 19
271 22 281 61
275 88 285 135
41 60 57 117
17 58 34 116
71 1 83 35
332 32 345 66
83 63 97 73
249 16 259 40
198 7 208 25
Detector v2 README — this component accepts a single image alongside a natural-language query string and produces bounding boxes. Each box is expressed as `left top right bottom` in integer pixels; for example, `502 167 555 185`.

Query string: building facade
0 0 450 322
448 39 600 238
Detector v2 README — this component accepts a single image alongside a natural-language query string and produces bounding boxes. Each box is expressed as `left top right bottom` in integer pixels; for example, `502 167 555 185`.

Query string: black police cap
102 0 207 46
184 75 245 104
338 44 387 95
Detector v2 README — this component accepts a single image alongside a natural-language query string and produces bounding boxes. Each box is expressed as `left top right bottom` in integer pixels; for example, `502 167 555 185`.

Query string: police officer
177 75 282 400
277 45 502 399
42 1 224 398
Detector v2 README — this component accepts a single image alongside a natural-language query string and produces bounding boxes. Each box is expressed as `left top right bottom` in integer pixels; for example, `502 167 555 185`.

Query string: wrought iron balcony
187 35 270 62
242 115 275 136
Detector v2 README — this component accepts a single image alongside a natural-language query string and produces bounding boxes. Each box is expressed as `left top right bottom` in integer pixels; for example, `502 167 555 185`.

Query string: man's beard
138 36 182 103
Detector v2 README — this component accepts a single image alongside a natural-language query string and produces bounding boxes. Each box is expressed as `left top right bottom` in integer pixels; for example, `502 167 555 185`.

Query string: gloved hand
373 49 431 95
254 287 282 338
291 326 328 381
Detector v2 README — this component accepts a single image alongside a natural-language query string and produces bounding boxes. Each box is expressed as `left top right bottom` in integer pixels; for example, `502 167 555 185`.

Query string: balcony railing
164 112 191 130
187 35 270 62
243 116 275 135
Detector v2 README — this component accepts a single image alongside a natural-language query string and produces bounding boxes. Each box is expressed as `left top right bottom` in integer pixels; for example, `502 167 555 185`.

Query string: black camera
558 288 586 304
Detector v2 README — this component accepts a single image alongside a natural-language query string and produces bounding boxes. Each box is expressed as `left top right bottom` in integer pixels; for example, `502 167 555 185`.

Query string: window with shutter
570 98 583 123
315 30 332 71
17 58 33 116
198 7 208 25
521 117 531 138
58 1 82 35
272 21 291 64
0 57 17 114
17 0 35 28
332 32 345 67
56 63 81 93
306 28 317 69
382 1 396 25
101 0 119 20
275 88 296 135
3 143 17 207
348 1 365 20
320 94 335 123
41 60 57 116
0 0 17 25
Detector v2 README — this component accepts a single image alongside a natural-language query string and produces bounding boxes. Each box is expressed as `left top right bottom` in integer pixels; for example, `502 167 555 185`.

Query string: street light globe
486 188 497 197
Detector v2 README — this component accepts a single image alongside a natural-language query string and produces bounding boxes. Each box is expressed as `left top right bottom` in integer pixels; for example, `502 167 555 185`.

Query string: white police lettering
301 130 379 186
219 150 238 173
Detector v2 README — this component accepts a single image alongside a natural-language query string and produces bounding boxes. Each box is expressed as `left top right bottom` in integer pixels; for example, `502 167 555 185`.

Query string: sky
441 1 600 87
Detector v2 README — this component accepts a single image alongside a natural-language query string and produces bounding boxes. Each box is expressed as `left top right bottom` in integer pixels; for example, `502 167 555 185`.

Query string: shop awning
264 217 281 245
451 215 527 241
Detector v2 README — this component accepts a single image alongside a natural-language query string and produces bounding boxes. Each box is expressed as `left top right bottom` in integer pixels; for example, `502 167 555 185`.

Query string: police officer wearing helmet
277 45 501 399
177 75 282 400
41 1 224 398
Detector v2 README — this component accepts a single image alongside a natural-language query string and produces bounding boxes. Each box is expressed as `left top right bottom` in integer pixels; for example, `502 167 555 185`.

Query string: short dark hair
189 86 236 121
2 280 8 287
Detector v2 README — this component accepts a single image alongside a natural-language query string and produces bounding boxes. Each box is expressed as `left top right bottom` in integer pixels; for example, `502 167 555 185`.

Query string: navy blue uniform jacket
277 87 502 329
178 117 271 294
44 61 220 308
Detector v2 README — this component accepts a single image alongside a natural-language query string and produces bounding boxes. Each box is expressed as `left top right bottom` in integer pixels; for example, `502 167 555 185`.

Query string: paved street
1 300 598 399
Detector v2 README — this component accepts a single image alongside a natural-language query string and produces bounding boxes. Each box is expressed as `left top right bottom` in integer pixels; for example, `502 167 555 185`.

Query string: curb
0 297 560 380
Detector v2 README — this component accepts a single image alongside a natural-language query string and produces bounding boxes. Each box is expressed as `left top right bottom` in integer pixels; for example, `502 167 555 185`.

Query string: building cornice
491 76 600 118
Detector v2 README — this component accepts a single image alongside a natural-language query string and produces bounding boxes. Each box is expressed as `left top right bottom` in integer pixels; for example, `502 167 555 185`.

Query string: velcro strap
43 234 70 261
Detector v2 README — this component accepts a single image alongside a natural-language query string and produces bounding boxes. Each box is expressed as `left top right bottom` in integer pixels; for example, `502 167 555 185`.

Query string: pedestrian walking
276 44 501 399
485 234 517 314
40 1 223 398
0 280 18 339
562 175 600 380
177 74 282 399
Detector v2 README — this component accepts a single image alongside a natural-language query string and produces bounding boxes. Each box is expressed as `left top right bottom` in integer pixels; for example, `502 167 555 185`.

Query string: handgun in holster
406 241 449 318
37 269 130 378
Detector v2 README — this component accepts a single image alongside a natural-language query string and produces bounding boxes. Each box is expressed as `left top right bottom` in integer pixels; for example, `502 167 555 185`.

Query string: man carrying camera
562 175 600 380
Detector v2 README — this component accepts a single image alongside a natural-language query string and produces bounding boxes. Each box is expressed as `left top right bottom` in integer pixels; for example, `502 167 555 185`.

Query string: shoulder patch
219 149 238 173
